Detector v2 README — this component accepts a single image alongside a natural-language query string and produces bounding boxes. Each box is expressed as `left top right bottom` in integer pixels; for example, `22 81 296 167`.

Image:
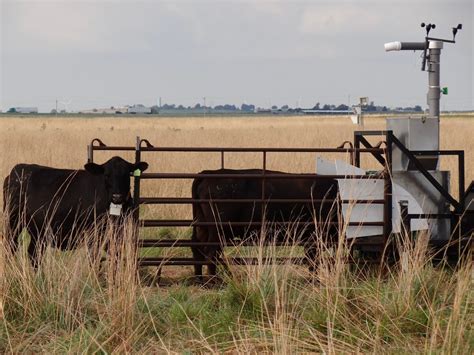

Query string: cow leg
86 237 103 269
207 246 221 278
206 228 223 281
191 226 207 284
303 231 320 274
27 230 45 270
82 221 107 278
193 227 222 284
305 246 319 273
191 246 205 283
4 211 20 257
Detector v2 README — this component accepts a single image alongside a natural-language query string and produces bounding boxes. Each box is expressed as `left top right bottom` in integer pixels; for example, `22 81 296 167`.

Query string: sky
0 0 472 112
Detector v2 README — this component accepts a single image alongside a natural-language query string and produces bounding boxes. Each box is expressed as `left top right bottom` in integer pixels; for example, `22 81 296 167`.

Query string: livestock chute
316 158 428 239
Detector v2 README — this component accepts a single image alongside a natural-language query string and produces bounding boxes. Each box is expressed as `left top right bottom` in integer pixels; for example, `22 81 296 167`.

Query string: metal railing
88 129 472 270
88 136 392 267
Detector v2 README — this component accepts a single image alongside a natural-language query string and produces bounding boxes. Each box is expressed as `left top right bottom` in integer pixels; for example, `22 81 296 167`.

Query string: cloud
1 0 472 111
299 4 385 35
2 2 154 53
247 0 288 17
158 2 206 43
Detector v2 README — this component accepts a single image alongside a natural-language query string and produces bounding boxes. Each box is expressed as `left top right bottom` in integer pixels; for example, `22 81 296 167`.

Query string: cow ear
84 162 104 175
132 162 149 173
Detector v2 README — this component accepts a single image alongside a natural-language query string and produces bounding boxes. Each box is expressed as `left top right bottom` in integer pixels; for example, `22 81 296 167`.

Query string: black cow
3 156 148 267
191 169 339 281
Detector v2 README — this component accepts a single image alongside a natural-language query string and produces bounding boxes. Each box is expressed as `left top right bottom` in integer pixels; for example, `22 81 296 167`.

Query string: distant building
127 104 151 114
81 106 127 114
9 107 39 114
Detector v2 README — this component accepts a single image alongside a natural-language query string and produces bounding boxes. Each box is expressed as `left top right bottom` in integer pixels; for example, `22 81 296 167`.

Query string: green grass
1 222 473 353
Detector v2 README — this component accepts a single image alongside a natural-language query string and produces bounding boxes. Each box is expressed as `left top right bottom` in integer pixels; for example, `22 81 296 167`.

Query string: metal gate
88 135 394 269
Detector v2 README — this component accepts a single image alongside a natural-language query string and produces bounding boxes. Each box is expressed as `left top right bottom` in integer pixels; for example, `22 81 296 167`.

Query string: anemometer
384 22 462 120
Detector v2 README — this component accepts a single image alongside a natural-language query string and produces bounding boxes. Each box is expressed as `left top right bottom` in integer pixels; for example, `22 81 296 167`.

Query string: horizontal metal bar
223 257 307 265
428 237 472 247
138 237 470 249
406 213 454 219
139 197 385 205
139 240 225 247
140 173 384 180
354 130 388 136
410 150 464 156
139 147 384 153
136 256 384 266
426 36 456 43
137 257 307 266
87 142 385 155
138 259 211 266
140 219 385 227
138 239 315 248
138 239 387 248
90 146 135 151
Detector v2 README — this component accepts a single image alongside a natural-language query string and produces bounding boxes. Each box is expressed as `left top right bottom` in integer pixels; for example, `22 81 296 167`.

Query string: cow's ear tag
133 169 141 177
109 203 122 216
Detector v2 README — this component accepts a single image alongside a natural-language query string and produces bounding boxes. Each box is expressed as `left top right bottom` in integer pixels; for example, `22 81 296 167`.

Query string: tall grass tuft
1 186 472 353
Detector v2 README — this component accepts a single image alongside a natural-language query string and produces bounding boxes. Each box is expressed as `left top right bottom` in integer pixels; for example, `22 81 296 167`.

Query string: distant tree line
310 102 422 113
151 103 257 113
151 102 424 114
4 102 424 115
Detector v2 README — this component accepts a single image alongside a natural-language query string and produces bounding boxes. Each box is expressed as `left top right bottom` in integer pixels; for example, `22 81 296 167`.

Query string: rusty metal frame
390 135 461 211
88 129 471 269
134 141 388 233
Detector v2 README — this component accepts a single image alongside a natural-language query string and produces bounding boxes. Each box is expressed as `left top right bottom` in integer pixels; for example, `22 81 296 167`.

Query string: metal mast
384 22 462 169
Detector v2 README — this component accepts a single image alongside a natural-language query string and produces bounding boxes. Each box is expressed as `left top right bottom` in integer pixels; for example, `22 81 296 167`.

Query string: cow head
84 156 148 205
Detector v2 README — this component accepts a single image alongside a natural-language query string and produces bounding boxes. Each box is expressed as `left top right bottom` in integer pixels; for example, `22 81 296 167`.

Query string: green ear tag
133 169 141 177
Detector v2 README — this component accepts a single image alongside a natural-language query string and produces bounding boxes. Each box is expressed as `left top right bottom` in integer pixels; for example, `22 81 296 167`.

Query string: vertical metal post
261 151 267 235
399 200 410 236
133 136 142 222
87 145 93 163
354 132 361 168
385 39 449 171
427 43 443 169
221 151 225 169
427 43 442 121
458 151 465 209
383 131 393 260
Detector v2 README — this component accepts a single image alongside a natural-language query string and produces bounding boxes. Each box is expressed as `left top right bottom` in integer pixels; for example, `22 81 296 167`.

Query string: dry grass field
0 114 473 353
1 114 473 213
